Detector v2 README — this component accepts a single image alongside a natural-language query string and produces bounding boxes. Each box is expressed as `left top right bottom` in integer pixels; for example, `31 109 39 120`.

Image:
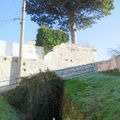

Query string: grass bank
0 96 21 120
64 72 120 120
1 72 120 120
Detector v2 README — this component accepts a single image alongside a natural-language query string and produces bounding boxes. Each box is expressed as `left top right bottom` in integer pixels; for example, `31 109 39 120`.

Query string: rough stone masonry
0 42 97 87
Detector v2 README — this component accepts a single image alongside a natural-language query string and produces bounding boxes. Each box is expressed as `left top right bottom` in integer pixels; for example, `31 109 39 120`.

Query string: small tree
36 26 69 53
26 0 114 44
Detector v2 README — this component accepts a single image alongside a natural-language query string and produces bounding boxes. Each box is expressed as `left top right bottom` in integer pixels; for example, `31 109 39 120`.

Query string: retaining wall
0 56 46 87
0 42 97 88
44 43 96 70
0 60 97 92
97 56 120 71
55 63 97 79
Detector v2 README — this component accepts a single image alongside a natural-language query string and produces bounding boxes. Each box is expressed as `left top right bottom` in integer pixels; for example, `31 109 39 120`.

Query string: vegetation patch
36 26 69 53
64 72 120 120
103 69 120 76
2 71 120 120
4 71 64 120
0 95 21 120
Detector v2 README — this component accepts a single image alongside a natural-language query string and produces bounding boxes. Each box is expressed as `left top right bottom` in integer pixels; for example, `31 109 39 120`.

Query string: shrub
4 71 64 120
4 71 88 120
36 26 69 53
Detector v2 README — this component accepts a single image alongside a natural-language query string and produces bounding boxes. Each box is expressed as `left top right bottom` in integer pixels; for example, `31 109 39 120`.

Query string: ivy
36 26 69 54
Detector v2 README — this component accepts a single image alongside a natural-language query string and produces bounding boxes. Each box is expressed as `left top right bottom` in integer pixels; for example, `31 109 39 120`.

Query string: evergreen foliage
26 0 114 43
36 26 69 53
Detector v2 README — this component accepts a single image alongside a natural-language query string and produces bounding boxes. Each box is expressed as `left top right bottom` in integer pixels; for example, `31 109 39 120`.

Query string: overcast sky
0 0 120 61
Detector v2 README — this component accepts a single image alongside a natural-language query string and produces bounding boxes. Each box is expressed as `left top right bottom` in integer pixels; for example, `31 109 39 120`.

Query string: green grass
103 70 120 77
64 72 120 120
0 96 21 120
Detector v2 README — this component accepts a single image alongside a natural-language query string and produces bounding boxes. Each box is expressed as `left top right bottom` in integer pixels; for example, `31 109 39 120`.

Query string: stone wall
55 63 97 79
0 43 97 87
115 55 120 71
0 56 47 87
97 55 120 71
0 55 97 88
0 56 17 87
44 43 96 70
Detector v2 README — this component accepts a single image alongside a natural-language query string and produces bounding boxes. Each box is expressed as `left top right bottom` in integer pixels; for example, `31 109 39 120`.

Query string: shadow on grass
101 69 120 76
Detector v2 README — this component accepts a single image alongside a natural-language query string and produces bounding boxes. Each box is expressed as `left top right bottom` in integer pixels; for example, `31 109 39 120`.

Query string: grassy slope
0 96 21 120
64 72 120 120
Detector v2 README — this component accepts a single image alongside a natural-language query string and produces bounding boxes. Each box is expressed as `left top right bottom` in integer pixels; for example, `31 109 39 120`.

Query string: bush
36 26 69 53
4 71 88 120
4 71 64 120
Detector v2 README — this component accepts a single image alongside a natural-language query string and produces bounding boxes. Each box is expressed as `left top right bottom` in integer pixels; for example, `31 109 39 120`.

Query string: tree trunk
70 22 77 44
68 13 77 44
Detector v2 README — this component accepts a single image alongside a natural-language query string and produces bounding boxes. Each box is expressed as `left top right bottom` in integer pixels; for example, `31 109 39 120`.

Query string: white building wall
0 40 13 56
0 40 44 59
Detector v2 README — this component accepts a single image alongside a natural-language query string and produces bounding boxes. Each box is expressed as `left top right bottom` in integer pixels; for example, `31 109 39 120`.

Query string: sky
0 0 120 61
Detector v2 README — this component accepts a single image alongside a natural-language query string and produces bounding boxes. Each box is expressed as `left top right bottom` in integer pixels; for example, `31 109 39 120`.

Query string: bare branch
109 45 120 57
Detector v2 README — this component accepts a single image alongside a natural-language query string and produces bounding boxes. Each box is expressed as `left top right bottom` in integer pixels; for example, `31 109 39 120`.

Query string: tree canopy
26 0 114 43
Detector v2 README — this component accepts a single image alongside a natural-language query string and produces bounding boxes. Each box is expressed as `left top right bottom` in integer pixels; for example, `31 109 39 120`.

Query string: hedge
36 26 69 53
